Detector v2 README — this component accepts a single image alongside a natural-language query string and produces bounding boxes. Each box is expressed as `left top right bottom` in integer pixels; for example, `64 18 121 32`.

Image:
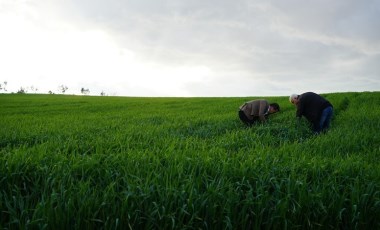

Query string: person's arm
258 102 268 122
295 103 302 127
296 102 303 118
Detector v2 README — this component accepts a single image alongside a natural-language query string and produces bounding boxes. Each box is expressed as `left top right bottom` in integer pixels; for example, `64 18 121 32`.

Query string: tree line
0 81 108 96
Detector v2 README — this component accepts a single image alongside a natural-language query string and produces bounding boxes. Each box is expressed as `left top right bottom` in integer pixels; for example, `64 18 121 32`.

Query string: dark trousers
314 106 333 133
238 110 257 126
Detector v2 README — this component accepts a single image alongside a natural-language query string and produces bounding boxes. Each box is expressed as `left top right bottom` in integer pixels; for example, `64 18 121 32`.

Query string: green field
1 92 379 229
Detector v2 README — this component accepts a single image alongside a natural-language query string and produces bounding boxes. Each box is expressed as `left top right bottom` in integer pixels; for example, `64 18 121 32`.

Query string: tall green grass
1 92 380 229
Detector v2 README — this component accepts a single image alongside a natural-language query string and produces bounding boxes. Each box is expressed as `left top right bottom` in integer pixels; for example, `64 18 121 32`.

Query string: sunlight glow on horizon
0 16 214 96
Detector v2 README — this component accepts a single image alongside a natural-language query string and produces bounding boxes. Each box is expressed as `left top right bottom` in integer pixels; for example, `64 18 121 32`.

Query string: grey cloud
269 0 380 52
23 0 380 95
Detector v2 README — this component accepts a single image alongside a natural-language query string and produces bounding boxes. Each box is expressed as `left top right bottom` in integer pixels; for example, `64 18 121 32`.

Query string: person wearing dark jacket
289 92 333 133
238 99 280 126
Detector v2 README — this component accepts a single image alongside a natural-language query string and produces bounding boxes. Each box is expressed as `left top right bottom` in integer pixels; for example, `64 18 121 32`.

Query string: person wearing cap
289 92 333 134
238 99 280 126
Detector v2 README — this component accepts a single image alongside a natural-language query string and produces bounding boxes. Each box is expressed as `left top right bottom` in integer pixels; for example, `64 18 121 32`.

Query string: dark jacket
239 99 270 122
296 92 333 129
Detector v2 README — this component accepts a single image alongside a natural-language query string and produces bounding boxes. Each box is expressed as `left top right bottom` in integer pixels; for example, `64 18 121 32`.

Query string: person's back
240 99 269 121
290 92 333 133
297 92 332 124
238 99 280 126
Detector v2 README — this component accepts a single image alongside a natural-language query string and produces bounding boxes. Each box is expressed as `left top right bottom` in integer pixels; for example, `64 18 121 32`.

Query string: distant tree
59 85 68 94
48 90 54 94
100 91 106 96
0 81 7 92
81 88 90 95
17 87 27 94
30 86 38 94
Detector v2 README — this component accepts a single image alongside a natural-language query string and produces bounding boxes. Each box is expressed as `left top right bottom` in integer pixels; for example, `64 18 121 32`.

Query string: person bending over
289 92 333 134
238 99 280 126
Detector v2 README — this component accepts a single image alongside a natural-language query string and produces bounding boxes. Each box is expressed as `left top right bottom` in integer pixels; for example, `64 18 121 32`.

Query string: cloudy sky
1 0 379 97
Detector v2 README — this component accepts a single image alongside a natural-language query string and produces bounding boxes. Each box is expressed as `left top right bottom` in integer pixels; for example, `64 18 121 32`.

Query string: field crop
0 92 380 229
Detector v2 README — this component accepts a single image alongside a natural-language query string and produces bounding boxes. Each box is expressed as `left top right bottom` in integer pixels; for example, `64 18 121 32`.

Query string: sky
0 0 379 97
